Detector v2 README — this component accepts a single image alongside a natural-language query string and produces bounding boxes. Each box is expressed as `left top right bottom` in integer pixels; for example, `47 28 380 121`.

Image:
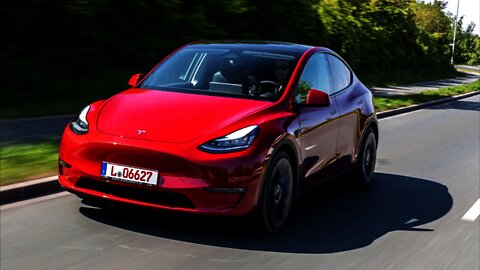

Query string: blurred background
1 0 479 119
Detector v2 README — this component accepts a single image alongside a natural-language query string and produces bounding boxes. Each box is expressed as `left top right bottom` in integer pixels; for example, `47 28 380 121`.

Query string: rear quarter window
327 54 352 93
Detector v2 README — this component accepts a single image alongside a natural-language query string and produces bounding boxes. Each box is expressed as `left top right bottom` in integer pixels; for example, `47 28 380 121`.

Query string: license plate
101 162 158 186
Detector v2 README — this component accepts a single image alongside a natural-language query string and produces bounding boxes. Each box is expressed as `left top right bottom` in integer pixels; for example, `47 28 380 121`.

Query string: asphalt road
1 95 479 270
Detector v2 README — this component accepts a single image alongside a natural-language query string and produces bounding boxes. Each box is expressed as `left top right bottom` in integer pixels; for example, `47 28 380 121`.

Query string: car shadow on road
79 172 453 254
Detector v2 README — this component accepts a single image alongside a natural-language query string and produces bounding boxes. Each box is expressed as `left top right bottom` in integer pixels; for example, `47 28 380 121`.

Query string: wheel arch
368 119 379 147
354 117 378 164
267 138 300 194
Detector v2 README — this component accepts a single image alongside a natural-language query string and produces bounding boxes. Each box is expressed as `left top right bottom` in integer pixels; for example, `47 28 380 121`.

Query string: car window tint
140 47 300 101
326 54 351 92
295 54 331 104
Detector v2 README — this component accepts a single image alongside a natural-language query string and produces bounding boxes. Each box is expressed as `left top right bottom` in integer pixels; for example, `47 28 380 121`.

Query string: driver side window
295 54 332 104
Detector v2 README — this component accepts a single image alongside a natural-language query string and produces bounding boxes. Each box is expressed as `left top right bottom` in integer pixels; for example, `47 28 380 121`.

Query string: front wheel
257 151 294 234
353 128 377 185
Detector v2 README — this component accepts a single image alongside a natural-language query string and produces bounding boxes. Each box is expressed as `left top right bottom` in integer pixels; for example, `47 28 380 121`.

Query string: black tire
257 151 294 234
353 128 377 185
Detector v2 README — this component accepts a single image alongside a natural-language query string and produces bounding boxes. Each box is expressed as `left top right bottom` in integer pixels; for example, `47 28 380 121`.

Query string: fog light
59 160 72 168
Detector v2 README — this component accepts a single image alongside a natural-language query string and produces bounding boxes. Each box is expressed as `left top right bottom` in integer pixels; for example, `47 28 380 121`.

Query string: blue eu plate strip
101 162 107 176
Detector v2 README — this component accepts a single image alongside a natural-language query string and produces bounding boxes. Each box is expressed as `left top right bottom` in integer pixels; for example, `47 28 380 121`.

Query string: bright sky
426 0 480 34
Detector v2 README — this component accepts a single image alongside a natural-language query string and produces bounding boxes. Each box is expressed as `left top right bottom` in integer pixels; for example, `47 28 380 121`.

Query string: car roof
187 41 314 56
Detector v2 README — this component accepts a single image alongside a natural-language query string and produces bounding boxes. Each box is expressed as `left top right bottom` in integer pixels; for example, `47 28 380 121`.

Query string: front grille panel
75 178 195 209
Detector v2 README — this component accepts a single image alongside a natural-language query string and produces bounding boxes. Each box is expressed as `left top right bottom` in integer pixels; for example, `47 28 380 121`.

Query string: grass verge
374 80 480 112
0 142 58 186
0 80 478 186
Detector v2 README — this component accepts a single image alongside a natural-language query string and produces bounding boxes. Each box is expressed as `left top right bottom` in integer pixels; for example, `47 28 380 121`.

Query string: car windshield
139 46 300 101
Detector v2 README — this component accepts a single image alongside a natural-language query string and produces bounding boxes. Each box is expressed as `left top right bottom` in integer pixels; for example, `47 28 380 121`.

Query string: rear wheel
257 151 294 234
354 128 377 185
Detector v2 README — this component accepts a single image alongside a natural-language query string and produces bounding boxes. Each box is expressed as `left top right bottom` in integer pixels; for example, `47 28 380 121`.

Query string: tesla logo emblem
137 129 146 136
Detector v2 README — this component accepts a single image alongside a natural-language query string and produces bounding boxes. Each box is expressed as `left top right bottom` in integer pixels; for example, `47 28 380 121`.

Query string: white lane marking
157 251 196 258
405 218 419 224
378 109 422 121
462 199 480 222
119 244 152 253
0 191 70 211
305 144 316 151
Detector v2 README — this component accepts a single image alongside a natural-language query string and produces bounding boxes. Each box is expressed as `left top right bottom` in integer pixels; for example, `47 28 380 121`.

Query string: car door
294 53 341 191
326 54 364 169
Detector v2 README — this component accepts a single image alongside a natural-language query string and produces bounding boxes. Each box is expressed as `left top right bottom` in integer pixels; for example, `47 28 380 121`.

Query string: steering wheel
259 80 279 88
258 80 281 96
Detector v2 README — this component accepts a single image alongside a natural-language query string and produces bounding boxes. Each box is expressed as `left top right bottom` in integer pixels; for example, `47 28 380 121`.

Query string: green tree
318 0 423 75
413 0 452 65
4 0 477 118
454 21 480 65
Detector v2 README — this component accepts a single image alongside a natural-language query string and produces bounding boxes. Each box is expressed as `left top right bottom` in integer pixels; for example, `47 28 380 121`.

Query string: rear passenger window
327 55 351 92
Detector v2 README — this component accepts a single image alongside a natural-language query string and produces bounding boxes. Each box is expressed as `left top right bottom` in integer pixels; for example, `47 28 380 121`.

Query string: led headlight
199 125 259 153
70 105 90 135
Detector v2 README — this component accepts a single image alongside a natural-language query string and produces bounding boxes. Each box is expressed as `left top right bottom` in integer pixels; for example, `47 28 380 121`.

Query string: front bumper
58 127 268 216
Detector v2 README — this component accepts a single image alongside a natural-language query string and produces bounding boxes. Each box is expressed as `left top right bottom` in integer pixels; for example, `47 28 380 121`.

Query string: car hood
96 89 271 143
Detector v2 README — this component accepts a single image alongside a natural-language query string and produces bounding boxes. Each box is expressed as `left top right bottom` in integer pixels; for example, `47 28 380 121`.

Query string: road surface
1 95 479 270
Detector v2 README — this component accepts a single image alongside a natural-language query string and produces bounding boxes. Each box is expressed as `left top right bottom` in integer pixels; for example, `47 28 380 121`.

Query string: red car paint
58 42 377 216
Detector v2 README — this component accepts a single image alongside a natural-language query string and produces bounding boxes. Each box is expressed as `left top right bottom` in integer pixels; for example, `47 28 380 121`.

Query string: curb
377 91 479 119
0 176 62 205
1 91 478 205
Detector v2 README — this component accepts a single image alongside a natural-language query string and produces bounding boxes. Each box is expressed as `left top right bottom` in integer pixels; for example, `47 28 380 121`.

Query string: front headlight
70 105 90 135
199 125 259 153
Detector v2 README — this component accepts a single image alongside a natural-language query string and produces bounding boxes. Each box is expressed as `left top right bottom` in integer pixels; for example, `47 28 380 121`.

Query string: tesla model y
59 41 378 233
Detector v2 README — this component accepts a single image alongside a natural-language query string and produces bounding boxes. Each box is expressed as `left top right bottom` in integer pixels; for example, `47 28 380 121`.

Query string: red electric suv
59 41 378 233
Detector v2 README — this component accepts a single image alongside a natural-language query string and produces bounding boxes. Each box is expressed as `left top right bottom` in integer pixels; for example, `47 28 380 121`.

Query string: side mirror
128 73 143 87
306 89 331 106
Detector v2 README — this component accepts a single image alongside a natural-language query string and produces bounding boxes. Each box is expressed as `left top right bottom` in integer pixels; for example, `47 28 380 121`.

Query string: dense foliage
2 0 479 118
